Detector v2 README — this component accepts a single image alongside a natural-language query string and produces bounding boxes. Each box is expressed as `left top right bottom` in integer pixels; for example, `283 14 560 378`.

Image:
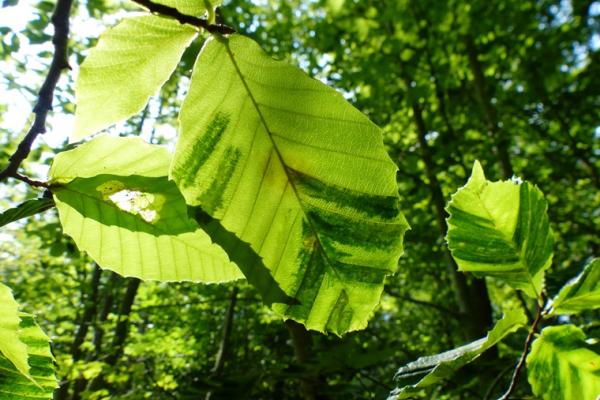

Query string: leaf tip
469 160 486 185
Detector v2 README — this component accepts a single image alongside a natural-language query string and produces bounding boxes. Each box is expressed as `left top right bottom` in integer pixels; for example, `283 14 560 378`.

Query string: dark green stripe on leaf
289 167 401 221
198 146 241 214
174 112 230 188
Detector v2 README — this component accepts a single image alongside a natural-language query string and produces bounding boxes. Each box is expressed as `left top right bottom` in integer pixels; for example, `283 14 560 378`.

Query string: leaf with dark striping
549 258 600 315
171 34 409 334
527 325 600 400
0 282 57 399
446 161 554 298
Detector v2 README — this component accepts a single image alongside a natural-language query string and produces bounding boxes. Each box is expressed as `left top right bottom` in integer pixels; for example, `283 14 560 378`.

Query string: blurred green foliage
0 0 598 398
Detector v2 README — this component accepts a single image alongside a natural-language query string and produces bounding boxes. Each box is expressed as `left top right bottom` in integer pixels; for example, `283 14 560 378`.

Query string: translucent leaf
0 283 57 399
0 197 54 228
388 309 527 399
0 283 31 381
549 259 600 315
49 135 242 283
527 325 600 400
72 15 197 141
446 161 554 298
188 206 296 306
151 0 222 17
171 35 409 335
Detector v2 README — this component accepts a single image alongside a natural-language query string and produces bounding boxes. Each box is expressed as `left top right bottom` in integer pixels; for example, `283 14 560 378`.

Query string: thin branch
131 0 235 34
0 0 73 184
385 288 461 318
483 363 514 400
498 302 544 400
13 172 49 188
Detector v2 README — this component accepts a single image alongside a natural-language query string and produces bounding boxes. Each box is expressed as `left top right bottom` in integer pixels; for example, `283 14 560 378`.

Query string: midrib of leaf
222 39 358 293
557 292 598 307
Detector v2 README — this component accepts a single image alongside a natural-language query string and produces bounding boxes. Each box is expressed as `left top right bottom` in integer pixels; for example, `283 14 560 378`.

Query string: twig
13 172 49 188
0 0 73 185
515 291 534 323
131 0 235 34
483 363 514 400
498 301 544 400
385 289 461 318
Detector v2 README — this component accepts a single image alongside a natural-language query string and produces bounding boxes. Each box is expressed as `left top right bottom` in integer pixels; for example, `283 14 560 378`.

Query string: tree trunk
411 101 493 339
285 320 329 400
54 266 102 400
464 34 514 179
206 286 239 400
86 277 141 394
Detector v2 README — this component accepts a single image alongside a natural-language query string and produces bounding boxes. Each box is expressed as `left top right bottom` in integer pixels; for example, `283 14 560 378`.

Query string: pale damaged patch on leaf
96 180 165 223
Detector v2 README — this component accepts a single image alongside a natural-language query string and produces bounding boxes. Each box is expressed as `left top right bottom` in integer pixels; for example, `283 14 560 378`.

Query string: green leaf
0 198 54 228
72 15 197 141
171 35 409 335
549 259 600 315
388 309 527 399
150 0 222 17
446 161 554 298
527 325 600 400
188 206 297 306
0 283 57 399
0 283 31 381
49 135 242 283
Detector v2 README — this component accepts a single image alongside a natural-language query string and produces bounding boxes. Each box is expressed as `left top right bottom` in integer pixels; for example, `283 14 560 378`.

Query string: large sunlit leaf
388 309 527 399
171 34 409 334
446 161 553 298
527 325 600 400
0 283 57 399
549 258 600 315
49 135 243 283
72 15 197 141
0 197 54 228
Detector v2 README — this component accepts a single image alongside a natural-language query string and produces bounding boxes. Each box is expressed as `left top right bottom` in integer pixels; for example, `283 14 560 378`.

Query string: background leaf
0 314 58 400
388 309 527 399
0 283 57 399
527 325 600 400
150 0 222 17
0 282 31 381
0 197 54 228
446 161 554 298
49 135 242 283
171 34 409 334
72 15 197 140
549 258 600 315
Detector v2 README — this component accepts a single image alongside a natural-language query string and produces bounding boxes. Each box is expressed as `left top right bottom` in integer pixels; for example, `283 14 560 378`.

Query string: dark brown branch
0 0 73 185
205 286 239 400
498 301 544 400
285 320 330 400
131 0 235 34
13 172 49 188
